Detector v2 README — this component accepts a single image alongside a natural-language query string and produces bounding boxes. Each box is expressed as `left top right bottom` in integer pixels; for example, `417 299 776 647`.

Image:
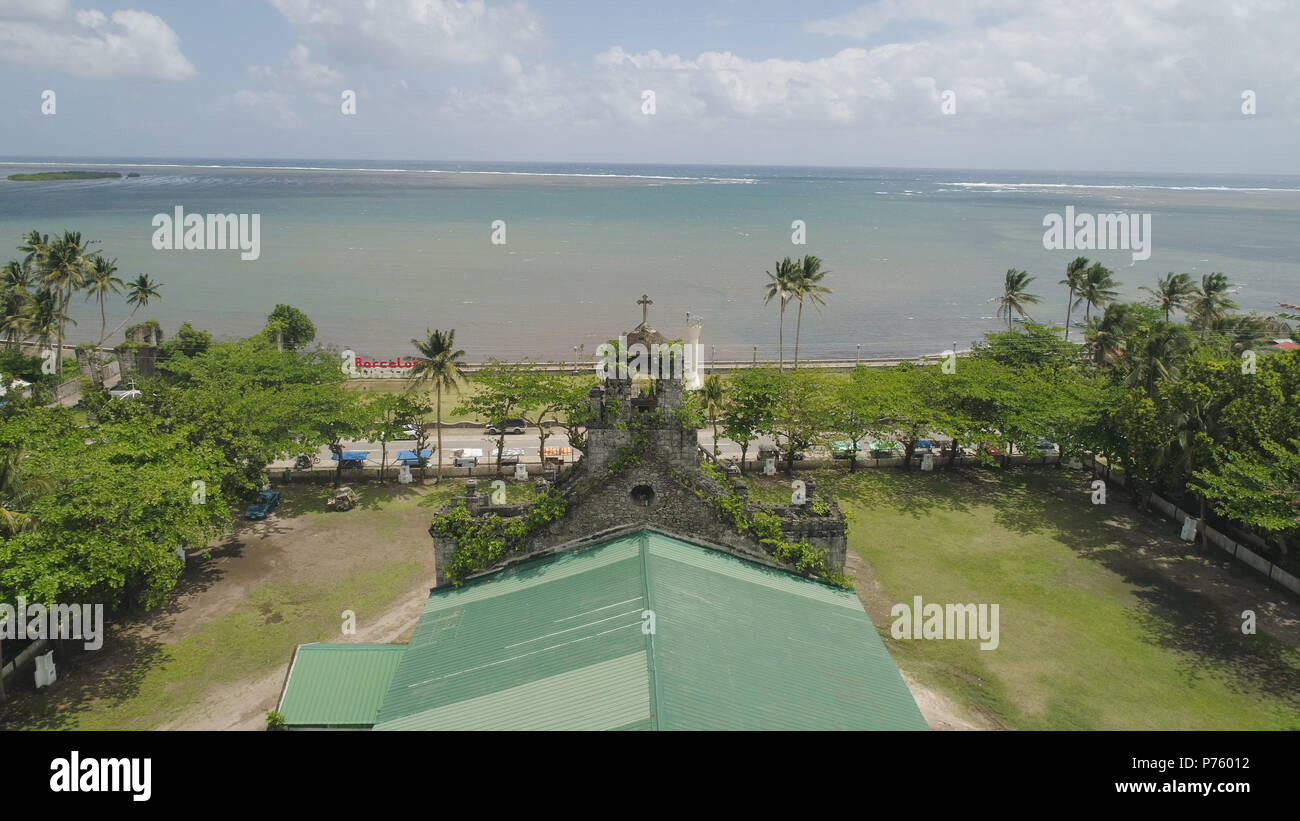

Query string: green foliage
607 434 649 475
671 466 850 588
264 304 316 349
162 321 211 357
432 492 569 583
1191 439 1300 542
266 710 286 729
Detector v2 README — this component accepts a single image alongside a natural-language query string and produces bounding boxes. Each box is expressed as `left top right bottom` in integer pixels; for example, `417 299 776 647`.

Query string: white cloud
250 43 341 92
447 0 1300 132
0 5 195 80
269 0 541 67
0 0 68 22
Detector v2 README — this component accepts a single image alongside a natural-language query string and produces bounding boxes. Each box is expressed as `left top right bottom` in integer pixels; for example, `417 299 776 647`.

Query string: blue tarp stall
396 449 432 466
330 451 369 468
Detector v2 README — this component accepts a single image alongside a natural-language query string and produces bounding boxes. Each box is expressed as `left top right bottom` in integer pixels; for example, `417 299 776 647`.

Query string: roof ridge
638 529 664 731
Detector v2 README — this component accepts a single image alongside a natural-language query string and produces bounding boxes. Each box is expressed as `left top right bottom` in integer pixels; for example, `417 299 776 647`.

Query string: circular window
630 484 655 507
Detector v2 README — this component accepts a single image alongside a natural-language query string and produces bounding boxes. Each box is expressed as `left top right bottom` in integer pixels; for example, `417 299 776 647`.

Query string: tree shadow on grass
0 628 166 730
988 469 1300 723
823 467 977 521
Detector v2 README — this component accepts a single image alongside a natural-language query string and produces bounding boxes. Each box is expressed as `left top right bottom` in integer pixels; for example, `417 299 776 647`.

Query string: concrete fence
1087 457 1300 598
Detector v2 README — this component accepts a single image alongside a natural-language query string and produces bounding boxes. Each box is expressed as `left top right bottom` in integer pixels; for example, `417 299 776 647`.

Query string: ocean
1 158 1297 362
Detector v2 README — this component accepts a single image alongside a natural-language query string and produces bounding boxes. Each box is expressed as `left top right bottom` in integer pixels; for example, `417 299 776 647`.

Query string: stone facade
430 308 848 586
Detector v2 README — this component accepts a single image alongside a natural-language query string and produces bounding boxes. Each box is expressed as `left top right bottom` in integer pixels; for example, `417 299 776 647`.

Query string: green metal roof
278 643 407 727
371 530 927 731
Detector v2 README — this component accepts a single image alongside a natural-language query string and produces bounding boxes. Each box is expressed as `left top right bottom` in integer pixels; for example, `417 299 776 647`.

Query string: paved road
271 425 1056 471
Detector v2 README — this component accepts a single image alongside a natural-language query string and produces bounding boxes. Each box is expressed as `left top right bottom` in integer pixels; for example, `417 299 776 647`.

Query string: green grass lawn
751 467 1300 730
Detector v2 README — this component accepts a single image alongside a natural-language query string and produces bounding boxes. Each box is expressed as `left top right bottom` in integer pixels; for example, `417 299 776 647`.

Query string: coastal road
270 427 779 470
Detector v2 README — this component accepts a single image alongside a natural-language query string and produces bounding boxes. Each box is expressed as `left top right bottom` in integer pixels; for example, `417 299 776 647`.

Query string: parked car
1034 438 1057 453
830 441 862 459
869 441 901 459
401 423 421 438
244 489 282 520
485 418 526 435
978 442 1003 458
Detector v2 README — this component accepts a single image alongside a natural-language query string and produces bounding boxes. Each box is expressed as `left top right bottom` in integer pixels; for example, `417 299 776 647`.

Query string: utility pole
856 344 861 366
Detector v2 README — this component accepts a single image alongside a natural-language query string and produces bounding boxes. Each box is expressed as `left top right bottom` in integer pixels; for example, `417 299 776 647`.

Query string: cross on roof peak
637 294 653 325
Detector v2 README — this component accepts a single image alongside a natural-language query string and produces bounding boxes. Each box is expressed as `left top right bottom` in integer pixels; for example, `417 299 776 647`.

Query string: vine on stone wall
669 467 852 588
431 492 569 585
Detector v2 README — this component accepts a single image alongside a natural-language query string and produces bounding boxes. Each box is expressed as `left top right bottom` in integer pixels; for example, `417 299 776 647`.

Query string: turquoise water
1 159 1297 360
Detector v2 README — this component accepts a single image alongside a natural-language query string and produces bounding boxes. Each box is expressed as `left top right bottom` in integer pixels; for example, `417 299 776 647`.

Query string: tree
721 369 779 473
513 369 568 468
264 304 316 350
553 375 597 457
832 367 898 472
1074 263 1120 325
34 231 94 374
762 258 799 372
995 268 1040 330
408 329 467 482
1142 272 1196 322
1188 273 1237 337
792 255 832 367
1060 256 1089 342
99 274 163 346
365 393 422 482
702 374 725 455
1192 439 1300 551
162 322 212 358
765 370 835 475
84 255 124 344
456 359 527 474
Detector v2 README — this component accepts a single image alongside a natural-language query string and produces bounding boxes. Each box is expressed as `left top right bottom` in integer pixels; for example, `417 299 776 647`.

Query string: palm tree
995 268 1040 330
1074 263 1120 325
37 231 93 374
28 290 67 356
99 274 163 345
791 255 832 367
702 373 725 456
408 328 467 482
0 446 50 535
1060 256 1089 341
762 258 799 372
1124 323 1193 397
0 260 36 349
1216 313 1275 355
84 256 124 343
1188 273 1238 338
1141 272 1196 322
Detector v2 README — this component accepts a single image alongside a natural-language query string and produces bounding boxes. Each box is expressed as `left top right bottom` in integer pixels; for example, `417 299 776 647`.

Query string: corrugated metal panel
363 529 926 730
375 652 650 731
644 532 927 730
376 535 649 727
278 644 407 727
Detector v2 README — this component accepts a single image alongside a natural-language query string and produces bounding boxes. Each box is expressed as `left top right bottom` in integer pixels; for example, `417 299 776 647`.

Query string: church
274 300 928 730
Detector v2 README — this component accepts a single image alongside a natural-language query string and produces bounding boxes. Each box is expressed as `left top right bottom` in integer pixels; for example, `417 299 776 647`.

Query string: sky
1 0 1299 173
